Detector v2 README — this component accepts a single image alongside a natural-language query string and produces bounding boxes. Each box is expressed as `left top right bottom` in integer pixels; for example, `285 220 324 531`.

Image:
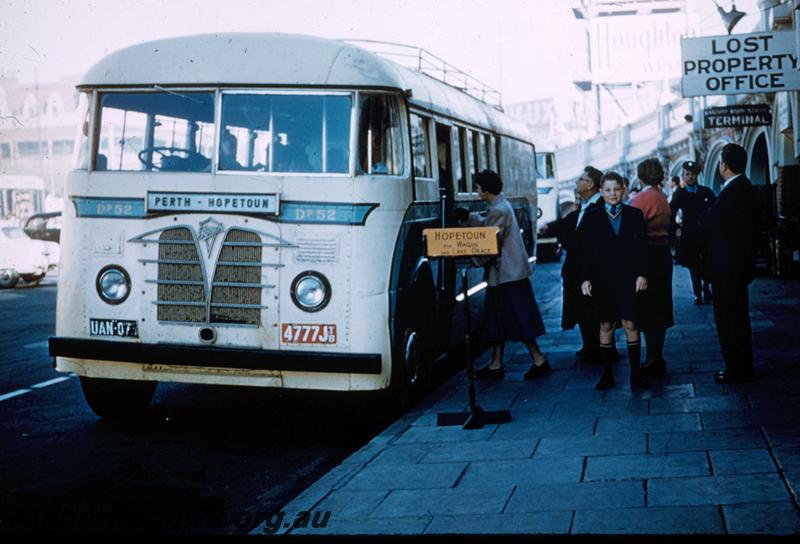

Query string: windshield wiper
153 85 204 104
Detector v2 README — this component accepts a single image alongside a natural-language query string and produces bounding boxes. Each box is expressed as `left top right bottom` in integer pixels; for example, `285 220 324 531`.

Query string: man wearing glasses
558 166 606 363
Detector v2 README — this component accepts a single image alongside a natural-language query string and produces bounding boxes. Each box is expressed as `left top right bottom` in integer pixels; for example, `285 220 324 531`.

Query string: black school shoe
524 360 551 380
475 365 505 379
714 369 756 384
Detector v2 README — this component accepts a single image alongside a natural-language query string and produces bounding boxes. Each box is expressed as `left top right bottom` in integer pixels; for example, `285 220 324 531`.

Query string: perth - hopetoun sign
681 31 800 97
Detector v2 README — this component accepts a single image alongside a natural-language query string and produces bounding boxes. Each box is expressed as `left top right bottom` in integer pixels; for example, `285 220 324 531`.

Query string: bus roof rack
343 39 503 111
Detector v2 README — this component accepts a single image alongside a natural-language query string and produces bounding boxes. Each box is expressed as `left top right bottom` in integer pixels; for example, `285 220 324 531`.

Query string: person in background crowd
631 159 674 377
456 170 550 380
622 177 632 205
668 176 681 203
671 160 716 305
580 172 650 389
667 175 682 261
699 144 758 384
558 166 605 365
628 179 641 201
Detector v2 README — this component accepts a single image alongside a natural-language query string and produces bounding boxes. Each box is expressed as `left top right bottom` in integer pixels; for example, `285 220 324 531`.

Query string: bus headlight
291 271 330 312
96 265 131 304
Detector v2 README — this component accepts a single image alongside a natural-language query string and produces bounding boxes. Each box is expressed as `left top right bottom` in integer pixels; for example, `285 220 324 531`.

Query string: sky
0 0 584 104
0 0 768 106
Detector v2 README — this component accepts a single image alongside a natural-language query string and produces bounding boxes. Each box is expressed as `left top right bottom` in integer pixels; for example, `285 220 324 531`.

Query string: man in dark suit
558 165 605 363
671 160 716 304
700 143 758 383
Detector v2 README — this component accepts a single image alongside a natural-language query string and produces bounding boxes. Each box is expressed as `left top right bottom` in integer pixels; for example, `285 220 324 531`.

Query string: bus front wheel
79 376 157 419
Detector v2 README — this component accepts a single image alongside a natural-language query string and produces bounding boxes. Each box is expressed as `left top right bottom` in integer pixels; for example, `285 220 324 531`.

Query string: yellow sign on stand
423 227 499 258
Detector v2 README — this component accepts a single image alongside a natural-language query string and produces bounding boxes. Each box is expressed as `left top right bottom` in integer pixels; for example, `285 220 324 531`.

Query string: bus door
433 122 458 349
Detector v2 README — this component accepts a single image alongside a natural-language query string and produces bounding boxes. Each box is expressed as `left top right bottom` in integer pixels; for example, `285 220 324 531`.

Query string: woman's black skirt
639 244 675 330
483 278 546 343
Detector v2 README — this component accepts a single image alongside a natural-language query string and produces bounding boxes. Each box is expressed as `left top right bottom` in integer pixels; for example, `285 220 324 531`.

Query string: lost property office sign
681 31 800 97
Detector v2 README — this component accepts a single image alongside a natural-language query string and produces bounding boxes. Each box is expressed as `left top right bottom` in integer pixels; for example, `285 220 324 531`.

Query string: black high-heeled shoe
524 360 551 380
475 365 505 379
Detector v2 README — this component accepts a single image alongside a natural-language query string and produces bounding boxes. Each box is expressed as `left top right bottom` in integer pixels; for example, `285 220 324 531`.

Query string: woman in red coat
631 158 674 377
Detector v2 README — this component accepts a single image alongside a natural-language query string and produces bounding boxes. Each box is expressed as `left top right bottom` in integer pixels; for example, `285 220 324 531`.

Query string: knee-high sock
644 328 665 362
599 343 614 374
627 341 641 373
579 321 599 355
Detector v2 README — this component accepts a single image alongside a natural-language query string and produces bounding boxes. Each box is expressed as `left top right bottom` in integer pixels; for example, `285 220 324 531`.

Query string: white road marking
23 340 49 349
0 389 31 402
31 376 71 389
0 374 76 402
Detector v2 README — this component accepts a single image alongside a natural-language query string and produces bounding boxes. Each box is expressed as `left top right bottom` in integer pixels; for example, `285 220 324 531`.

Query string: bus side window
358 94 403 175
477 132 488 172
487 135 497 171
452 127 465 193
465 129 476 188
409 113 431 178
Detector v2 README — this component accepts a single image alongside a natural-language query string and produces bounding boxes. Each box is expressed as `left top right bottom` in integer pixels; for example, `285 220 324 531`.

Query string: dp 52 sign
682 31 800 97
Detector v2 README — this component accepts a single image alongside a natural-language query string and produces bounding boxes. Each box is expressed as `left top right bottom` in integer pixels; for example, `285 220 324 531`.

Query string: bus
48 33 537 417
534 150 561 261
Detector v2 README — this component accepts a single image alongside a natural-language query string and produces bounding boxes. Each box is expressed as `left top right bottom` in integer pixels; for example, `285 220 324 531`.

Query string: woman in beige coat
458 170 549 380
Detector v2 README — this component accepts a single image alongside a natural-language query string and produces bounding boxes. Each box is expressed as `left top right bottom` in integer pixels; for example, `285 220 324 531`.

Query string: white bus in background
49 33 538 417
534 150 561 261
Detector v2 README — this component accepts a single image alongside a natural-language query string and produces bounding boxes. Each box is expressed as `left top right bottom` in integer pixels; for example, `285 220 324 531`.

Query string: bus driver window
358 94 403 175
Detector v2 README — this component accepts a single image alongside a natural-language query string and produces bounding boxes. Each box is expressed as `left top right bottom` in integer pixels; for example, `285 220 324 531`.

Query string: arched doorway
749 132 770 186
744 129 774 274
704 140 730 193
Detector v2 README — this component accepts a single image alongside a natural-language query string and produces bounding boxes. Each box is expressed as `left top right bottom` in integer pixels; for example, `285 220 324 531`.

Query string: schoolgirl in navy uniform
579 172 650 389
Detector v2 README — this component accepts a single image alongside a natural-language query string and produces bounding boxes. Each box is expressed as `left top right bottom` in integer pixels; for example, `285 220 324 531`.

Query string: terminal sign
681 31 800 97
423 227 499 257
704 104 772 129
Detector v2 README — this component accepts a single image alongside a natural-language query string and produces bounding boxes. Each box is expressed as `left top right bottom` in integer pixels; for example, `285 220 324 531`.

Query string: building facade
0 75 80 221
508 0 800 277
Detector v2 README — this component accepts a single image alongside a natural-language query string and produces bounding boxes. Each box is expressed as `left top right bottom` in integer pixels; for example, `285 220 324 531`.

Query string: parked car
23 211 62 243
0 222 60 288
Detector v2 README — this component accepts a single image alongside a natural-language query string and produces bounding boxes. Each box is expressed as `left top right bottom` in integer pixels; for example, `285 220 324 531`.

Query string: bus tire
79 376 157 419
389 271 436 405
388 323 432 407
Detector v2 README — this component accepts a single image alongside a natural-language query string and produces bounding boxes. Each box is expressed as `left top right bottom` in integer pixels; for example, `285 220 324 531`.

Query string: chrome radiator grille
157 228 205 323
210 230 263 325
135 224 282 326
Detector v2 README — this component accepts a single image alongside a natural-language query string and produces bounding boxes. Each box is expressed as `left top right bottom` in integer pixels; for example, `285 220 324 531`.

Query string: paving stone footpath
254 263 800 536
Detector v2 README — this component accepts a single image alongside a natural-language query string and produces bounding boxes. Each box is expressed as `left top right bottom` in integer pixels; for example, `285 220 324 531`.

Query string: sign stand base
436 267 512 430
437 406 512 428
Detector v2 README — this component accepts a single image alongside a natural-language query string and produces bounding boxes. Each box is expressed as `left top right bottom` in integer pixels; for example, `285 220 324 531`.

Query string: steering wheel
138 146 206 170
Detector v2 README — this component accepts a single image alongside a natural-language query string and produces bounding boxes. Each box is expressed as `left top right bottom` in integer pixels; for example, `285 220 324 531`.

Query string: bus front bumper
48 337 382 375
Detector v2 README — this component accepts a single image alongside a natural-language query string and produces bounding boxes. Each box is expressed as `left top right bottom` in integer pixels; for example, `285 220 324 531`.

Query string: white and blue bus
49 33 537 416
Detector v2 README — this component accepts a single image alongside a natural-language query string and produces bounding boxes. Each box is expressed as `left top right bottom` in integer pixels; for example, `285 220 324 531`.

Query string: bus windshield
97 91 215 172
220 93 352 174
94 91 354 174
535 152 555 179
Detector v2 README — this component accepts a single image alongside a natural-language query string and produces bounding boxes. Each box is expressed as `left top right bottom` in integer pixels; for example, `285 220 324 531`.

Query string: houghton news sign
681 31 800 97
